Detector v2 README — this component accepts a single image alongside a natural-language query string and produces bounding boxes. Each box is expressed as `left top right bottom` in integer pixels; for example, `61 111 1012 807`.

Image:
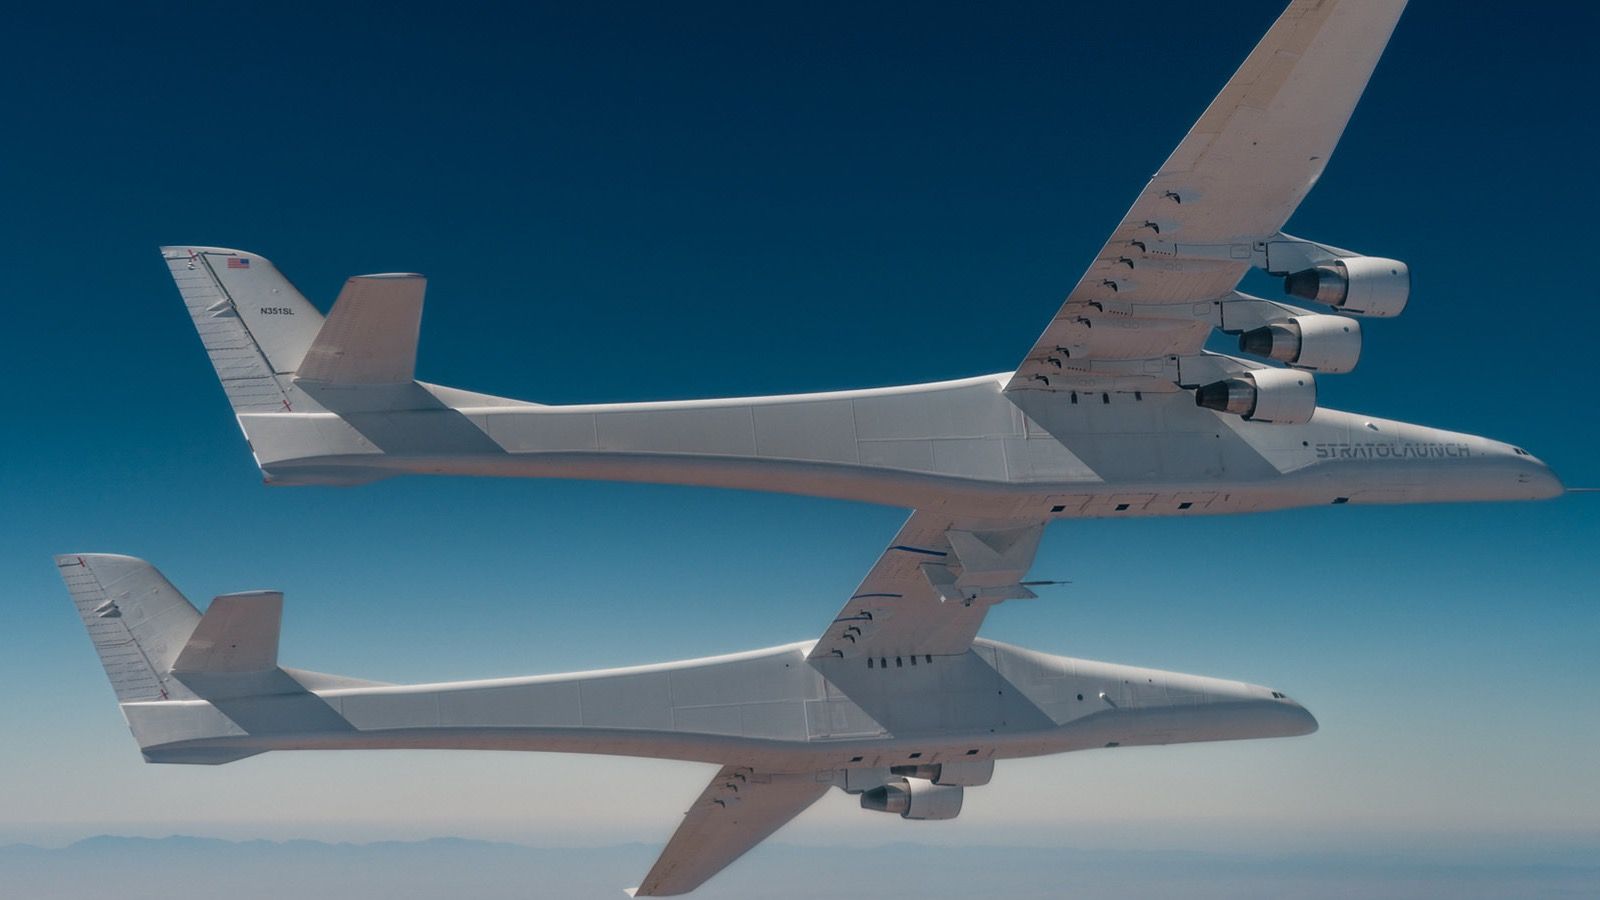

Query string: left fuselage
124 639 1316 771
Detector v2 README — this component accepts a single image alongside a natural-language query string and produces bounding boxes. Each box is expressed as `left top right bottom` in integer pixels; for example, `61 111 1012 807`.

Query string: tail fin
57 556 373 765
56 554 201 703
163 247 464 485
161 246 325 414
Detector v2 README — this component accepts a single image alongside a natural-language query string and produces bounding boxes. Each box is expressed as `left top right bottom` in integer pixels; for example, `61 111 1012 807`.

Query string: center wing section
1006 0 1407 393
629 766 830 897
807 510 1045 661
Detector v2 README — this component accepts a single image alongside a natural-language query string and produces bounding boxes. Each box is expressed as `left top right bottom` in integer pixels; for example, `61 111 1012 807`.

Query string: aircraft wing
630 766 830 897
1006 0 1406 393
807 509 1045 661
637 510 1046 890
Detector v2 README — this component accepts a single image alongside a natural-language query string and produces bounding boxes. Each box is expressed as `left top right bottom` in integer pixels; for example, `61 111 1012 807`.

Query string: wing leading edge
632 509 1045 893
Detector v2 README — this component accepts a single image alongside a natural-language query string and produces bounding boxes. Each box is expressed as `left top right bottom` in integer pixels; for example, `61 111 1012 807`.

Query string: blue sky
1 0 1596 872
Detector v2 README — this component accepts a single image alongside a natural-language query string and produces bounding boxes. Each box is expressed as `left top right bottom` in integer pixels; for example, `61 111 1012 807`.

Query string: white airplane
58 552 1317 896
161 0 1559 548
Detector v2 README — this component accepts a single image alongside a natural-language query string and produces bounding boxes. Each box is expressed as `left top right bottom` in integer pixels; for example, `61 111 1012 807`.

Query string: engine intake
1283 256 1409 317
1194 368 1317 424
1239 314 1361 373
860 778 964 820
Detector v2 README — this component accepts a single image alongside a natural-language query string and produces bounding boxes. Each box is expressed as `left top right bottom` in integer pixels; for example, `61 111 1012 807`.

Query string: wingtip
623 889 640 898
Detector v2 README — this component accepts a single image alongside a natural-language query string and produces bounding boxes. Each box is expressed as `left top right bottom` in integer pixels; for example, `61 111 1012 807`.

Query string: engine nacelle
1238 314 1361 373
1194 367 1317 425
860 778 964 820
891 759 995 787
1283 256 1409 317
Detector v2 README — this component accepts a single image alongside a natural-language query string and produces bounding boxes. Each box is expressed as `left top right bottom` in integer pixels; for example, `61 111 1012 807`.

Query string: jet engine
1283 256 1409 317
859 778 964 820
1194 367 1316 424
1238 314 1361 373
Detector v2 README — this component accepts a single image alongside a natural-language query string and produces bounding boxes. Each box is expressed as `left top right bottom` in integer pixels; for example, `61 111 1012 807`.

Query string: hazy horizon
5 834 1596 900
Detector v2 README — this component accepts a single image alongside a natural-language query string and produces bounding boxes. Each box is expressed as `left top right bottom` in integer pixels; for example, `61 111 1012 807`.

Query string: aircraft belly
131 700 1306 766
751 399 861 462
803 698 887 740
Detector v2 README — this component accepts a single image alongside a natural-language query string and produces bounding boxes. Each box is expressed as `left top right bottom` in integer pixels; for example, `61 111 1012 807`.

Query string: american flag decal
227 257 250 269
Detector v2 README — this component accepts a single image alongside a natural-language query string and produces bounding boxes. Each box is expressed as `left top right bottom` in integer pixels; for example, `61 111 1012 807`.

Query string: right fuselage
124 638 1317 773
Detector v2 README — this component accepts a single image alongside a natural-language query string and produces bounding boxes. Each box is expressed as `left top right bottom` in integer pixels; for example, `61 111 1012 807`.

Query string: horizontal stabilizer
172 591 283 674
296 274 426 385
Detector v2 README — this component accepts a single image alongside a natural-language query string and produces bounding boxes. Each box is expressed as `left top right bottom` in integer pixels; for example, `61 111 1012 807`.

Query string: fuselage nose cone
1530 461 1564 499
1284 701 1319 736
1533 469 1563 499
1508 450 1563 499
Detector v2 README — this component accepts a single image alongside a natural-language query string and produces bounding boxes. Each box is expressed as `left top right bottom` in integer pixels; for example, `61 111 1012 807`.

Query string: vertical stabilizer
161 246 325 413
56 555 201 702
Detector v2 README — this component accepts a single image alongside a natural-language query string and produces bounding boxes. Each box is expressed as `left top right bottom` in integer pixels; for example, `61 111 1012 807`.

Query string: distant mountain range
2 835 1595 900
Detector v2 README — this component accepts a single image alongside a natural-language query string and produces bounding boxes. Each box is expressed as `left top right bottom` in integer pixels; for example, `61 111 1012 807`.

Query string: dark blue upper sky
1 0 1596 855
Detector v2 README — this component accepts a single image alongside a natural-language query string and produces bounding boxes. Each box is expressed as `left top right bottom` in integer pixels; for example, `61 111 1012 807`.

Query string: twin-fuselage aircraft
64 1 1560 895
